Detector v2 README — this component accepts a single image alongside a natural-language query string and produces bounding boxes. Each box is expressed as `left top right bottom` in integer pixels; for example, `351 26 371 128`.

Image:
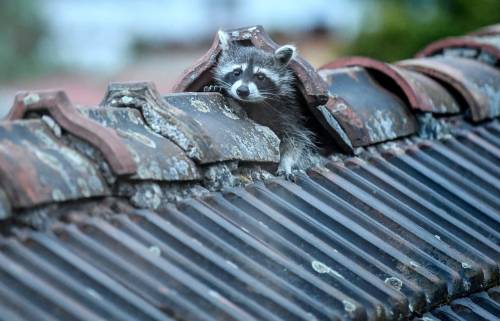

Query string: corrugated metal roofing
1 120 498 321
413 286 500 321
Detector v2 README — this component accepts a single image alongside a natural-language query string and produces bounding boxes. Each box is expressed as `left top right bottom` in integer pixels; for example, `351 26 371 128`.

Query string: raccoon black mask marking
211 30 318 178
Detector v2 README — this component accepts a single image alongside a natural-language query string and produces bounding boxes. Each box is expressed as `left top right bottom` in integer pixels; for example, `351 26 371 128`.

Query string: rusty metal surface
317 65 418 147
0 120 109 209
399 57 500 122
0 121 497 321
413 286 500 321
321 57 461 114
172 25 329 109
5 90 137 176
79 107 201 182
102 82 280 164
416 36 500 65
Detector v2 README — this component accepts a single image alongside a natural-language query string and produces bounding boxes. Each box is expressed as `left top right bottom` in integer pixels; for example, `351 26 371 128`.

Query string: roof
0 24 499 321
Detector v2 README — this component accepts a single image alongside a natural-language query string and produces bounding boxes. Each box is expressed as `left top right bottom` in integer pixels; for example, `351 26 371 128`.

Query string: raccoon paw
203 85 225 93
276 167 296 181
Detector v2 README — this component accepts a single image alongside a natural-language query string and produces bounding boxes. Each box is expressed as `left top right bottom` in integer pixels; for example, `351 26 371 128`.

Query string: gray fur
212 33 317 177
218 30 231 51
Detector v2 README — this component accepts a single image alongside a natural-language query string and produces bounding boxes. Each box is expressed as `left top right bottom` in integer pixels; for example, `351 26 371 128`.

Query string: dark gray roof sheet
0 121 498 321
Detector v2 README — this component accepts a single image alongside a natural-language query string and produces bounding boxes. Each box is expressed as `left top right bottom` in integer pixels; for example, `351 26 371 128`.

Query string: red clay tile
6 90 137 175
399 57 500 122
318 61 418 147
322 57 461 114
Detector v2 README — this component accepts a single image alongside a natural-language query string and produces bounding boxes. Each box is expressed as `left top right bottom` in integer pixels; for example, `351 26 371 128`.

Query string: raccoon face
219 58 282 102
214 31 296 103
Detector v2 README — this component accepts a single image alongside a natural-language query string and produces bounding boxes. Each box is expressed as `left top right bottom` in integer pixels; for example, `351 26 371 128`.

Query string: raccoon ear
274 45 296 66
218 30 232 51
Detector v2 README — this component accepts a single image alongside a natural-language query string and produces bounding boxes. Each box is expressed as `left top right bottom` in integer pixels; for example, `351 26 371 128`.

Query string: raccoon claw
276 168 296 181
203 85 225 93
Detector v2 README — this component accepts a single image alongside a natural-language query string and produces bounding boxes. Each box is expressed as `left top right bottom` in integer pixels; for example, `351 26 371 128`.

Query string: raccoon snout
236 85 250 98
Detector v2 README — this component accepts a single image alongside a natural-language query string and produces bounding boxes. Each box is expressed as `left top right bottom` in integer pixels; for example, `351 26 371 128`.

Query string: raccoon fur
207 30 317 178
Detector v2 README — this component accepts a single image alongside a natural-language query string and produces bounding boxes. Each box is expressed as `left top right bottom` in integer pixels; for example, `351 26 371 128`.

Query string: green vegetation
347 0 500 62
0 0 46 81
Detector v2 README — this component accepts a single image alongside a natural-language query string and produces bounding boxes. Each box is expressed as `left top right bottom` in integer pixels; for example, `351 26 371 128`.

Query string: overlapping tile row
101 82 280 164
317 58 421 148
315 57 455 150
417 24 500 67
316 45 500 150
398 57 500 122
78 106 201 182
0 81 282 214
1 23 499 216
172 24 499 153
413 286 500 321
0 120 498 321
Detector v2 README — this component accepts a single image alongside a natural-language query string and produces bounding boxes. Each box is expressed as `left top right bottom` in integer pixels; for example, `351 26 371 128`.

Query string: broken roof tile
6 90 137 176
314 103 355 153
317 63 418 147
79 107 201 182
321 57 461 114
172 25 329 109
398 57 500 122
0 120 109 209
101 82 280 164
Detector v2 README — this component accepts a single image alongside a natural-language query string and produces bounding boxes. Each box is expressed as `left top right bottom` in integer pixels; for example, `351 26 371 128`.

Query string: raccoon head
214 30 296 103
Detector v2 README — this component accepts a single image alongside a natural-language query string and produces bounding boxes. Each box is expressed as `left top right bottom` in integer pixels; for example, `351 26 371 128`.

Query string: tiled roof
0 24 498 321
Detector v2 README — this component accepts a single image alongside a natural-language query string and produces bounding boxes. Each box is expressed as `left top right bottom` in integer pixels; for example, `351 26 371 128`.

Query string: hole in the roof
198 41 333 153
293 85 335 154
235 39 253 47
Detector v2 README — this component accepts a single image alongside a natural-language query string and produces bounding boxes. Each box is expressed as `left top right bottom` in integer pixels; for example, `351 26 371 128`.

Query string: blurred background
1 0 499 116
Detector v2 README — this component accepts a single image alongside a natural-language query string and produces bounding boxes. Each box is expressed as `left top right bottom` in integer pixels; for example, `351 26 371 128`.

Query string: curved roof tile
399 57 500 121
318 63 418 147
321 57 461 114
6 90 137 175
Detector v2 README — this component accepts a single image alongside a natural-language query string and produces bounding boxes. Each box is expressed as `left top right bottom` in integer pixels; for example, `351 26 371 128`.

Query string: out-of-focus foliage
0 0 46 81
347 0 500 62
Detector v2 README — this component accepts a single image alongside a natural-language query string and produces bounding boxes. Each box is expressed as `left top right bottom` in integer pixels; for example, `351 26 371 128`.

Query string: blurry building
40 0 363 72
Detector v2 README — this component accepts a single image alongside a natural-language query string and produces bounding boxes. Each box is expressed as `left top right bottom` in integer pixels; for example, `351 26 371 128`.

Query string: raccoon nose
236 85 250 98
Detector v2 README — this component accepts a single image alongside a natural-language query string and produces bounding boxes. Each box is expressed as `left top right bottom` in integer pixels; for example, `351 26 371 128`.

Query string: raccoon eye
233 69 242 76
255 73 266 80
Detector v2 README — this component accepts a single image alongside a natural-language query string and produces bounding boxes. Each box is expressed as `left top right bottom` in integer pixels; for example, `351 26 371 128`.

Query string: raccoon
206 30 317 178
